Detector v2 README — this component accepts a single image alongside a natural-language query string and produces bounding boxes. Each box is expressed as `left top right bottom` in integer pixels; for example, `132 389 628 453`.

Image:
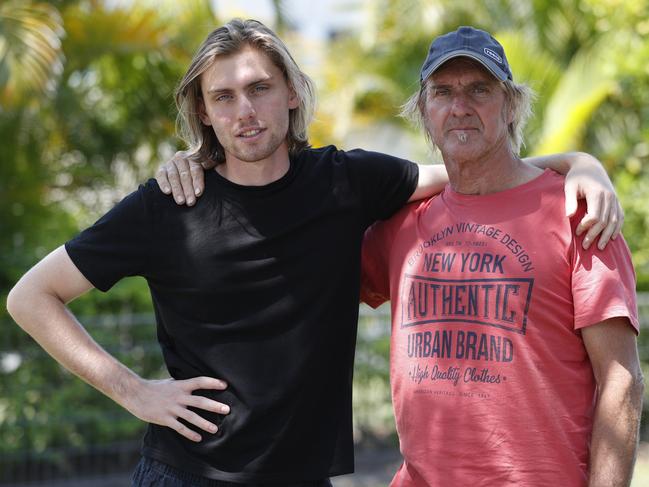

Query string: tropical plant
0 1 64 106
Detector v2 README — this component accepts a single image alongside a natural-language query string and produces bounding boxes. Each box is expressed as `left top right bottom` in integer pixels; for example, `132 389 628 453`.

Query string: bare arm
6 246 229 442
156 151 622 249
408 163 448 202
398 153 623 247
582 318 644 487
525 151 623 249
154 152 453 205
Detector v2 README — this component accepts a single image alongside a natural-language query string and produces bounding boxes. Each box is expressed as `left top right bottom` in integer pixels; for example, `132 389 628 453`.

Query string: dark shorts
131 456 334 487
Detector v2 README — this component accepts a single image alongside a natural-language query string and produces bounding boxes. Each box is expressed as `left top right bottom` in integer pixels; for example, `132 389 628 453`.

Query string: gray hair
175 19 316 164
401 74 534 156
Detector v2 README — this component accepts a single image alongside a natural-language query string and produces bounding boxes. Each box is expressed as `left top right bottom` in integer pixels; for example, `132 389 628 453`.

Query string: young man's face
198 46 299 166
422 58 512 163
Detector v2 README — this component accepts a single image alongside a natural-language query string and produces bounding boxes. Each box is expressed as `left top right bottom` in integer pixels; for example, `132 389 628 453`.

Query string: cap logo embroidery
483 48 503 64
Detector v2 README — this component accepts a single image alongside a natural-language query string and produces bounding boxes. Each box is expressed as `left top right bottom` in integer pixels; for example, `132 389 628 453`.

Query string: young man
361 26 643 486
8 19 626 486
7 19 431 486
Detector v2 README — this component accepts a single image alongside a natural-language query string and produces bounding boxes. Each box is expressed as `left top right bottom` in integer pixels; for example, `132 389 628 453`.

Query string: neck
444 146 542 195
217 152 291 186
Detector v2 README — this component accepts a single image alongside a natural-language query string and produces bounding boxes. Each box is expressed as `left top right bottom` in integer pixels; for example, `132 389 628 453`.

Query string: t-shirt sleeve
571 205 639 333
64 181 156 292
342 149 419 222
360 219 399 308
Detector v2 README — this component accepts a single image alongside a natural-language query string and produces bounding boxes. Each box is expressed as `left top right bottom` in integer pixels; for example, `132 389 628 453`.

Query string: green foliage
2 0 649 476
0 0 219 320
0 1 64 106
0 0 218 471
353 307 396 443
0 311 163 463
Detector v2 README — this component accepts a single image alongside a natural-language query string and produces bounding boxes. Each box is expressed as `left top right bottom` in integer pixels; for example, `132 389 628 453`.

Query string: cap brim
421 50 509 83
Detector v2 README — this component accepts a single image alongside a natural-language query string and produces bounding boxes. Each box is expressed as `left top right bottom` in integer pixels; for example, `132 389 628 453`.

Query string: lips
237 127 265 138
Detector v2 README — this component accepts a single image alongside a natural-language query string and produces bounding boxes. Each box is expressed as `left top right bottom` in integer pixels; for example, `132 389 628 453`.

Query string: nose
237 95 256 120
450 92 472 117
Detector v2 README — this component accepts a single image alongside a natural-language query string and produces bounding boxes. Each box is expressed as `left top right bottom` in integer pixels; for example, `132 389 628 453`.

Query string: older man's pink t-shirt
361 170 638 486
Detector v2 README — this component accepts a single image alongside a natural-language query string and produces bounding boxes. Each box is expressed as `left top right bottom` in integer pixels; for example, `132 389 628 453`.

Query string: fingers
564 161 625 250
595 220 616 251
166 383 230 442
156 151 207 206
579 193 610 250
182 376 228 391
593 194 619 250
190 162 205 197
576 192 602 237
175 407 219 439
175 376 230 441
170 417 204 443
564 180 578 217
185 394 230 415
179 377 230 414
591 195 624 250
162 158 186 205
134 377 230 443
173 155 197 206
155 165 172 195
612 200 624 240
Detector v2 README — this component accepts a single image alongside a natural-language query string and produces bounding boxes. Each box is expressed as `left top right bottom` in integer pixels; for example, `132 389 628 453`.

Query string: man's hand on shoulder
563 152 624 251
156 151 211 206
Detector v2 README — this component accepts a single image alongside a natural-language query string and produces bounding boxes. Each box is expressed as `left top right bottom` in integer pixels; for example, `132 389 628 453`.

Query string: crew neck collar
443 169 553 205
207 155 300 195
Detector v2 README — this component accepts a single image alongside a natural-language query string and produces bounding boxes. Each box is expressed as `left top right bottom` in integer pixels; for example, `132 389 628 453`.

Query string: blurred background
1 0 649 485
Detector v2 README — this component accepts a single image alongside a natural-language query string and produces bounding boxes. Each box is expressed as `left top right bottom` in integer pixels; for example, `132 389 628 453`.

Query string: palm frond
62 2 169 68
532 35 618 154
0 1 65 106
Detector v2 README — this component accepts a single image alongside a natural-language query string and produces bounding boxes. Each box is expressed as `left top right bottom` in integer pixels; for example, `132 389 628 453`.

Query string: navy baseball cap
420 26 513 83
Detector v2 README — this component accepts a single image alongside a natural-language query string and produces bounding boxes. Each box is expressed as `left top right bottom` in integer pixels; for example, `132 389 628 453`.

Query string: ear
287 87 299 110
197 98 211 126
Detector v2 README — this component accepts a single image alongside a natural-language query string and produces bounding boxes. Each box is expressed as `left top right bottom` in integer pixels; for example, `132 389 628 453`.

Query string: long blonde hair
175 19 316 164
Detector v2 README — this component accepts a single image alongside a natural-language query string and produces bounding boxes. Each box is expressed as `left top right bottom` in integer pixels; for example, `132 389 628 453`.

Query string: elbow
6 281 26 323
632 369 645 405
6 278 36 328
621 366 646 412
598 364 646 412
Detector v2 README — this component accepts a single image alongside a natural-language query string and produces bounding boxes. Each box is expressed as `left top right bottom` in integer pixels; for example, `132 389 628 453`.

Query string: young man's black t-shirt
65 146 419 483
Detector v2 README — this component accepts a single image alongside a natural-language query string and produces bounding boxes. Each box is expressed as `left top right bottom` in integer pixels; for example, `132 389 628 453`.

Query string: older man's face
423 58 511 163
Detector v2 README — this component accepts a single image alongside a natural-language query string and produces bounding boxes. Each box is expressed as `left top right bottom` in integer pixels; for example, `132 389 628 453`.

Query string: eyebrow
428 80 496 94
430 80 493 88
206 75 274 95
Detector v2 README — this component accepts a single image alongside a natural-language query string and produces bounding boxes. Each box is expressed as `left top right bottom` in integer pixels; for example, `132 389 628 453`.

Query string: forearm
408 163 449 202
525 152 572 174
524 151 606 176
588 377 644 486
7 284 142 412
7 247 230 442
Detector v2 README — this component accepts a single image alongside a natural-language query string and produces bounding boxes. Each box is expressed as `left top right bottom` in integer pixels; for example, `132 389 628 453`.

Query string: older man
361 26 643 486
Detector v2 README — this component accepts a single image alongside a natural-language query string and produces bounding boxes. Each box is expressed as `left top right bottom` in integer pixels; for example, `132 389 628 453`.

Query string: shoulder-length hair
175 19 316 164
